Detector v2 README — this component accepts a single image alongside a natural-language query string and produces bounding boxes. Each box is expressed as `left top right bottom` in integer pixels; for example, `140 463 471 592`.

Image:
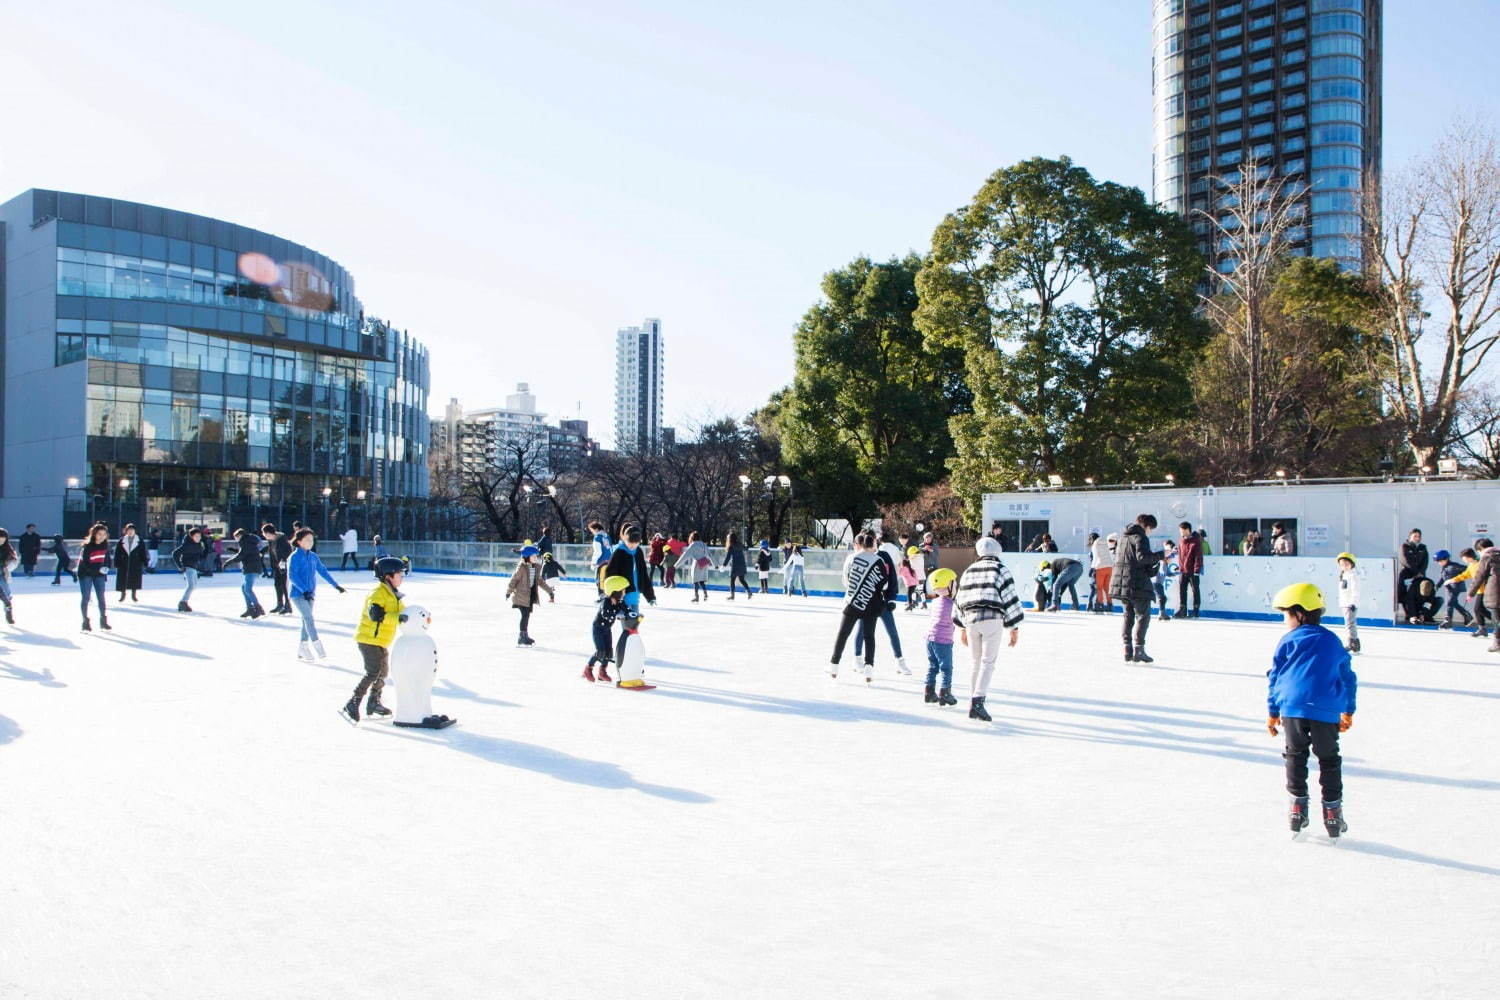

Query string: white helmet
399 605 431 632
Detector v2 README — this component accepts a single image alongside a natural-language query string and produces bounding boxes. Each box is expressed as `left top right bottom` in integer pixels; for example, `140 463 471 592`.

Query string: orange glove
959 629 969 647
1008 627 1019 648
1339 713 1353 733
1267 715 1280 737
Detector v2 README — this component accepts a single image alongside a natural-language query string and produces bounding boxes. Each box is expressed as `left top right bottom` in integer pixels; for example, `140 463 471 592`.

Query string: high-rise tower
1152 0 1381 270
614 318 664 454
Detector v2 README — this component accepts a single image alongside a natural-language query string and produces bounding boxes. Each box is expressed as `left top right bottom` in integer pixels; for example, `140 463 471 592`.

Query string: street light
320 486 332 538
117 478 133 534
738 474 751 543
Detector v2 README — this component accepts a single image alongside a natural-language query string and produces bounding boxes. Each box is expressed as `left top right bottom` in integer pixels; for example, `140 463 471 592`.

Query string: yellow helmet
1336 552 1356 565
929 568 957 589
1272 582 1325 612
907 546 920 556
601 575 630 595
1039 560 1051 569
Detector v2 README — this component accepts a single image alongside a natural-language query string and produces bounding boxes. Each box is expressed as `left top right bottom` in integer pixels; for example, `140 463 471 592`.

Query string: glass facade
1151 0 1381 271
24 190 429 519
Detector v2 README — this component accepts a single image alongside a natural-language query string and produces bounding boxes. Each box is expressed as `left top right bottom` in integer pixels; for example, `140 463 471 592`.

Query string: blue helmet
1435 549 1451 561
519 545 540 559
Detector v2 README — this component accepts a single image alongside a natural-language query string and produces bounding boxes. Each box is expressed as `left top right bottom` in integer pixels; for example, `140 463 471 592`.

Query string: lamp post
117 478 132 535
737 474 751 544
320 486 332 539
356 490 367 536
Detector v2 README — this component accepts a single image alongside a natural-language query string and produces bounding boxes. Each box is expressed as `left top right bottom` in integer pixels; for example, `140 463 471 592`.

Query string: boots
340 696 361 725
517 631 536 647
1347 637 1361 654
583 663 596 682
3 603 12 625
597 663 612 683
99 614 111 631
311 640 327 659
1322 800 1347 839
1123 643 1134 662
297 642 315 661
240 608 253 618
81 617 92 632
969 697 991 722
938 687 957 706
896 657 911 676
1289 796 1311 836
365 692 392 718
924 684 937 704
1133 646 1154 663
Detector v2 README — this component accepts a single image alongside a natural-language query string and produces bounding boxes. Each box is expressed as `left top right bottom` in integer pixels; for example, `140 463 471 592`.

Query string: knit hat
975 536 1002 558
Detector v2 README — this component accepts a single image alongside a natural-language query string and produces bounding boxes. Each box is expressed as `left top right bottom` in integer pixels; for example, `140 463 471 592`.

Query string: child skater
900 548 923 611
340 556 407 725
585 575 630 683
506 544 554 647
923 568 959 706
1265 582 1357 840
1434 549 1473 630
1453 548 1487 638
1335 552 1360 653
756 540 773 594
0 528 17 624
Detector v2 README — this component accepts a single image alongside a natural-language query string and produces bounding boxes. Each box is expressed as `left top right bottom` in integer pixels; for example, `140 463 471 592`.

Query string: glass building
1152 0 1382 270
0 189 430 535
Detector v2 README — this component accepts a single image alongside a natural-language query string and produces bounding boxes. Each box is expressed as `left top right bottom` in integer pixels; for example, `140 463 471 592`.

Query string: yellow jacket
355 583 405 647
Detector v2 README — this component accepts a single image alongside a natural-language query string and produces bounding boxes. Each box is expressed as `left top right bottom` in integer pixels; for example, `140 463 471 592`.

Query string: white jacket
340 529 358 554
1338 568 1360 608
1090 538 1110 570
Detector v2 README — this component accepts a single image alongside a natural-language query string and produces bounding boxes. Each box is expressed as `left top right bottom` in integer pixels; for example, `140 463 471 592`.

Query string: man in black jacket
17 525 42 577
262 523 295 615
1109 514 1163 663
1398 529 1429 621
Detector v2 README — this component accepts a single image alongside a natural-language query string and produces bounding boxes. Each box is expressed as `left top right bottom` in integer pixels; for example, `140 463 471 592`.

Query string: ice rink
2 567 1497 999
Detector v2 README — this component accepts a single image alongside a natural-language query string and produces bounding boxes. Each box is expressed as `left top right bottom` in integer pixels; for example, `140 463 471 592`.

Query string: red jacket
648 538 666 565
1178 535 1204 576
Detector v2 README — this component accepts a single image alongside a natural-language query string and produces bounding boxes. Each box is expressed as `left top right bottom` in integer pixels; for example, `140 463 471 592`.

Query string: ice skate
1123 643 1133 663
827 662 838 679
1289 796 1311 840
924 684 937 704
312 640 327 659
938 687 957 706
863 662 874 684
339 696 361 726
365 694 392 718
1347 638 1361 654
297 641 316 661
81 618 92 632
1322 800 1347 840
968 697 991 722
1132 647 1154 663
99 616 111 631
597 663 612 683
3 604 12 625
177 601 191 613
583 663 596 682
239 608 253 618
896 657 912 676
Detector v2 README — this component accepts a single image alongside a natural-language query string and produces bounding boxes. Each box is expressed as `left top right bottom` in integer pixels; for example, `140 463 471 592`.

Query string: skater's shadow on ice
371 727 712 803
5 630 78 650
434 680 519 708
0 664 66 687
0 714 20 745
650 682 967 731
1331 839 1500 878
1362 680 1500 701
90 633 212 660
1000 690 1247 725
644 658 730 675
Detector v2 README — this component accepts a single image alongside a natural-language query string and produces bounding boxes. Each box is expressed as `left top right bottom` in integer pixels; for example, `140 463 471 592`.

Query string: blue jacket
591 531 613 568
288 547 340 598
1266 624 1357 723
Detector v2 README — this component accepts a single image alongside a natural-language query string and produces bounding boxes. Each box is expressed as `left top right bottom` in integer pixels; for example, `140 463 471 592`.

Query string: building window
1250 98 1275 116
1250 57 1273 74
1282 135 1306 152
1282 113 1306 129
1219 127 1243 144
1283 91 1307 108
1218 44 1243 60
1217 106 1243 123
1283 27 1306 43
1283 157 1305 174
1249 120 1274 138
1249 35 1274 52
1219 85 1242 102
1218 65 1243 82
1283 70 1307 86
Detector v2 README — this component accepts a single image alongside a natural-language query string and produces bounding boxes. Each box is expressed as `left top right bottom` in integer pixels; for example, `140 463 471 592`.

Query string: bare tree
456 431 550 540
1196 157 1306 468
1367 120 1500 469
1449 383 1500 478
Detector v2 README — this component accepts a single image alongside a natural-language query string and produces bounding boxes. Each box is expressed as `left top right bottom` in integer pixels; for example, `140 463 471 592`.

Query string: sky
3 0 1496 448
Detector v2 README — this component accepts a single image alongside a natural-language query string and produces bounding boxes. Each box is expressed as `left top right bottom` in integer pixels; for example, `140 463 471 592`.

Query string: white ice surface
1 570 1497 1000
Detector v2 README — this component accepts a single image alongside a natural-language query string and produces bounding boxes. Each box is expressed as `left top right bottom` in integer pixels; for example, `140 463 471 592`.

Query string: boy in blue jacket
1266 582 1357 840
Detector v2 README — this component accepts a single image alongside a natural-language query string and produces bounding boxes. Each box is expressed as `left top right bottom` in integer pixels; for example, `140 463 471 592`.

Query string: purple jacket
926 595 957 644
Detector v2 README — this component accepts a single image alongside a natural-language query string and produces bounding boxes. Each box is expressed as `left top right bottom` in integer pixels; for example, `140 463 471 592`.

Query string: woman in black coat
720 531 753 600
113 522 148 601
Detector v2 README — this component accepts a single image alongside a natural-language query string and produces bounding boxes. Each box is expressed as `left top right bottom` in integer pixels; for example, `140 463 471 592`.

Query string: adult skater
951 536 1024 722
1110 514 1162 663
1089 531 1113 613
172 526 208 613
1045 554 1084 611
17 524 41 578
853 535 911 675
336 525 357 570
341 556 407 724
1266 583 1356 840
223 527 266 618
1466 538 1500 653
604 524 656 613
50 533 76 585
0 528 17 623
1176 521 1203 619
505 545 554 646
720 531 753 600
676 530 712 602
147 526 161 573
263 524 293 614
1398 528 1428 614
828 530 889 682
664 532 683 589
78 523 112 632
783 542 807 597
648 533 668 588
289 528 346 660
113 523 147 603
589 520 613 588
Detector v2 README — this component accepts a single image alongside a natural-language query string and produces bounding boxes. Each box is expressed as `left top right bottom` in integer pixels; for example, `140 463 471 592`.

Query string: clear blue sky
3 1 1494 447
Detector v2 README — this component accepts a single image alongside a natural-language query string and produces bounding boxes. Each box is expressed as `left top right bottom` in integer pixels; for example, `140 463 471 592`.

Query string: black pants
650 563 665 586
1442 586 1472 624
831 607 880 666
1282 717 1342 802
589 622 613 665
728 572 751 597
694 581 708 599
1121 597 1152 646
340 552 357 570
517 605 532 634
272 569 289 610
1178 573 1200 614
354 642 389 702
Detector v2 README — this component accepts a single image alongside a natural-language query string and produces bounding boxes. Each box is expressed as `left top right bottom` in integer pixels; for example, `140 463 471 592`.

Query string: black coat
18 531 42 562
224 541 265 574
173 538 207 571
721 543 748 576
113 537 148 589
1401 541 1429 577
266 535 293 572
604 545 656 603
1109 524 1160 603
